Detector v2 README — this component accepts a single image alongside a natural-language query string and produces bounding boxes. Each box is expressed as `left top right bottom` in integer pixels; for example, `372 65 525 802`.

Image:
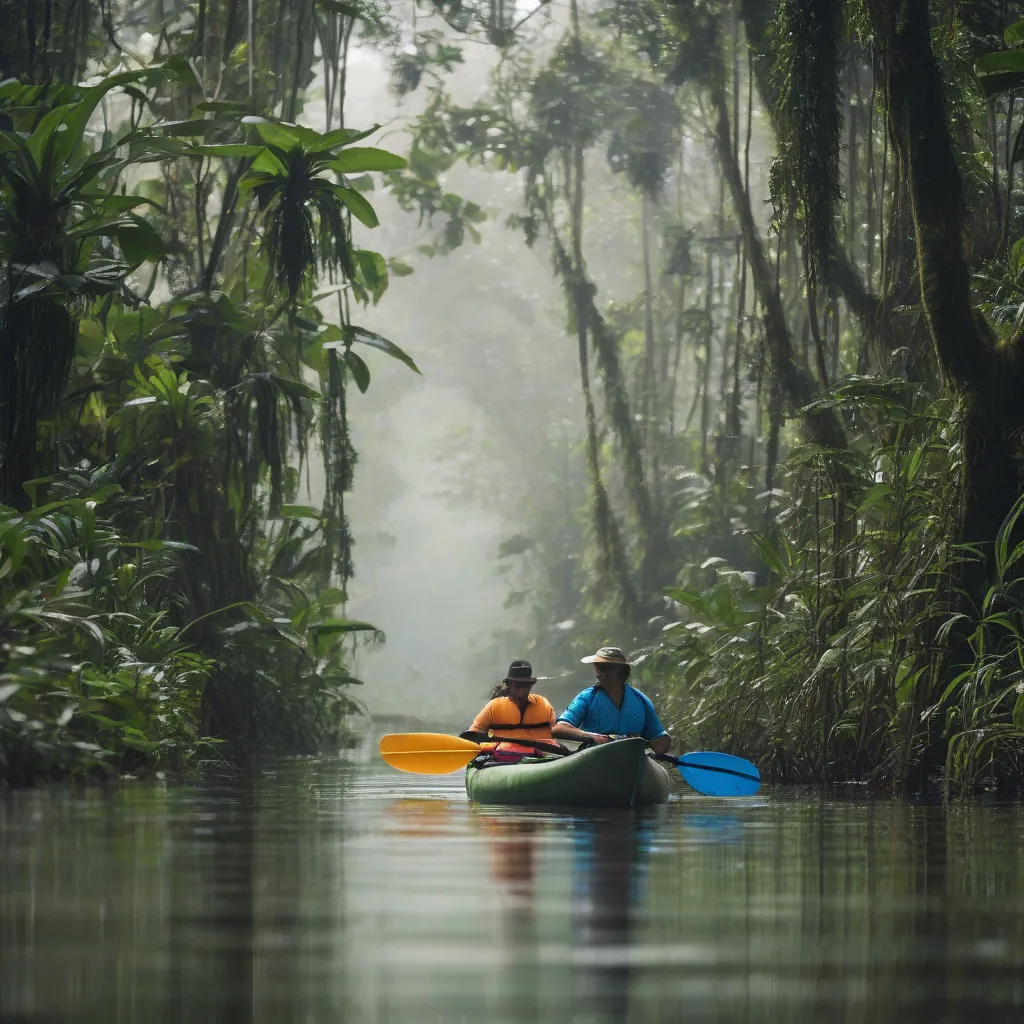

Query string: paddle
379 732 568 775
379 732 761 795
653 750 761 797
460 730 571 756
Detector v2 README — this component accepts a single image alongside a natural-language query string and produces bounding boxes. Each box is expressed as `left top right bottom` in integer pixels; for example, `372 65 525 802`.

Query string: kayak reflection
473 809 543 910
570 811 657 1023
373 795 744 1024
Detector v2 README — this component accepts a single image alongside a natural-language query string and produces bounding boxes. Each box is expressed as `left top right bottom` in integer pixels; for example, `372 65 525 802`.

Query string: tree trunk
699 245 713 474
867 0 1024 595
640 189 656 457
0 297 77 508
738 0 878 343
710 82 848 455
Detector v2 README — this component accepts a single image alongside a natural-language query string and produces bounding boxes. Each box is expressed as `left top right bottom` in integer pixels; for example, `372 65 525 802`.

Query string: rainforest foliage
8 0 1024 797
388 0 1024 796
0 0 422 783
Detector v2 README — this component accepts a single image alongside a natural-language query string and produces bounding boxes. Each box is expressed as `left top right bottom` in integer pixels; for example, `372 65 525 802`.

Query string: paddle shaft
460 731 571 757
653 752 760 784
380 732 570 774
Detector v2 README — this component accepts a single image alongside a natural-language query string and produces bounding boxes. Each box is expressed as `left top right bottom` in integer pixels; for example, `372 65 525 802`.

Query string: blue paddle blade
675 751 761 797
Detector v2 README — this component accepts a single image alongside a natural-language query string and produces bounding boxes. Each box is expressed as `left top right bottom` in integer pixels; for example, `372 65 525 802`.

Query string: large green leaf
113 216 166 267
40 63 193 174
345 349 371 392
356 249 388 303
236 150 288 194
977 50 1024 73
310 618 378 635
751 533 788 577
977 49 1024 98
350 327 421 373
24 102 76 169
84 193 164 213
245 118 324 152
10 261 61 302
317 323 346 345
193 99 253 114
314 124 383 152
665 586 706 614
980 71 1024 99
0 129 24 156
328 147 407 172
326 184 379 227
388 257 414 277
128 136 197 160
157 119 227 137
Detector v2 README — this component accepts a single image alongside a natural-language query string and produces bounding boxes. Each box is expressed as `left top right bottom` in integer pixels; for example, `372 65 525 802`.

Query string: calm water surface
3 759 1024 1023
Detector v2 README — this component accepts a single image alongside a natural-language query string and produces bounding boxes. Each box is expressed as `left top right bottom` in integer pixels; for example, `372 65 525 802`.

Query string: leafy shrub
641 377 1024 795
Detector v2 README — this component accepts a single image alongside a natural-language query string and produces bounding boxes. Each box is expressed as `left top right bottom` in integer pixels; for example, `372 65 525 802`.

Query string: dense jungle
4 0 1024 798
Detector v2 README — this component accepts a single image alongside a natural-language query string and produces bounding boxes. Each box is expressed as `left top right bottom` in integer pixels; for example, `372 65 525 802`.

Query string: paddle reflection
380 796 458 838
677 809 744 847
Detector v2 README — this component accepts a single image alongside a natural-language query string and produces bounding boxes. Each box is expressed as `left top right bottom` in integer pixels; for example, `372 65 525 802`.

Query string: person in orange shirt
464 659 565 761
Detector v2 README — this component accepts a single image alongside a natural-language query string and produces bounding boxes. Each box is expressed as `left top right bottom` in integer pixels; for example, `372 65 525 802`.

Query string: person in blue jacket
551 646 672 755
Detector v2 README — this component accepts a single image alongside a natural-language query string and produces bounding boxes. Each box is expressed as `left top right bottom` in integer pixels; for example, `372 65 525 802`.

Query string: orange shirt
470 694 556 742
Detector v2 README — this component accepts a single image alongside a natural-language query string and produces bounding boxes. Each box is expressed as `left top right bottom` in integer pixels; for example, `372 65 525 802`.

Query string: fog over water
301 39 581 722
296 6 769 725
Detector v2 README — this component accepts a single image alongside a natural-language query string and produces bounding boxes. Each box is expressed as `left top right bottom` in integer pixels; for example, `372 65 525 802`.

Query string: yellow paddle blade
378 733 483 775
380 748 479 774
379 732 482 754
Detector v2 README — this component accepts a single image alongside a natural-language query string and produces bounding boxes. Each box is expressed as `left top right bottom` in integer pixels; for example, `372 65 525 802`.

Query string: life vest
476 695 561 761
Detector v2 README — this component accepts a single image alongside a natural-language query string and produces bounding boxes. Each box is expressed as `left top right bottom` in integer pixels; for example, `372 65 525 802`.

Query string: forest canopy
0 0 419 782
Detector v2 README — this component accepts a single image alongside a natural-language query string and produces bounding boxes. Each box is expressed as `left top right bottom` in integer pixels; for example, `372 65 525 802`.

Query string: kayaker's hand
589 733 611 744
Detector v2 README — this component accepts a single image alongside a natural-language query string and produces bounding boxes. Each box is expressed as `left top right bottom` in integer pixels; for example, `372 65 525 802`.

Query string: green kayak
464 737 671 809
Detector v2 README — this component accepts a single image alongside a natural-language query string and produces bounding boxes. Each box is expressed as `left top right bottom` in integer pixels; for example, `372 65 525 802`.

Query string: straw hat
580 646 629 666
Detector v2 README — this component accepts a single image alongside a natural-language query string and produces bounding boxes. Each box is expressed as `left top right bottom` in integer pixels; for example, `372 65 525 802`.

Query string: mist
299 34 589 725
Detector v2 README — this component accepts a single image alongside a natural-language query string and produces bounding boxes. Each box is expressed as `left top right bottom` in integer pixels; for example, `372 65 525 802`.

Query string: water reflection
383 795 458 838
569 812 654 1023
5 769 1024 1022
476 812 541 909
167 776 256 1022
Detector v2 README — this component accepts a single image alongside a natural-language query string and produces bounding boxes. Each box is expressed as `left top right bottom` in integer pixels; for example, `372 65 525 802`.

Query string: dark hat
580 646 630 666
504 659 537 683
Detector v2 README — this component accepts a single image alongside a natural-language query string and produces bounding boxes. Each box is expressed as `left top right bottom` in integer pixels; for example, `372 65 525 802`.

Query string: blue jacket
557 684 668 740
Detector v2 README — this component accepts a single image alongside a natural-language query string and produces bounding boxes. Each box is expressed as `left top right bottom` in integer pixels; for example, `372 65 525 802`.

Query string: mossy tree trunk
867 0 1024 587
709 80 849 457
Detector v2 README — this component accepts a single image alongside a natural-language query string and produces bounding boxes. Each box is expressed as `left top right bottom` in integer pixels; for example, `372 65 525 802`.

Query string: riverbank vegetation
7 0 1024 797
0 0 420 783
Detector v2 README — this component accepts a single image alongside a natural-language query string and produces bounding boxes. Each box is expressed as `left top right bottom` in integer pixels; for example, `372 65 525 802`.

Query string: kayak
464 737 670 809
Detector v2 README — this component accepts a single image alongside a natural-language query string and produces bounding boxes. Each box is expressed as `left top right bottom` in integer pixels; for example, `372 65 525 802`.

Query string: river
3 759 1024 1022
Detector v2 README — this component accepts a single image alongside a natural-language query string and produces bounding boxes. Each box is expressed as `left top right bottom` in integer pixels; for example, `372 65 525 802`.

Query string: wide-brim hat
504 659 538 683
580 646 630 666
